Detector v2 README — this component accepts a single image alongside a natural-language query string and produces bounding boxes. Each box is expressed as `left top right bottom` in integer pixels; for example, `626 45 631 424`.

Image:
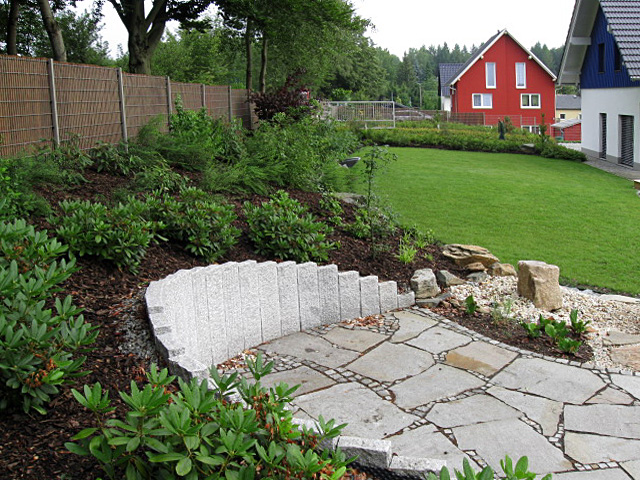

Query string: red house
445 29 557 132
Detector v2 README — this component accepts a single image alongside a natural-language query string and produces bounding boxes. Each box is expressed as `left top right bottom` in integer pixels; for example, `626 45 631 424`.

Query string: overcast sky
98 0 576 58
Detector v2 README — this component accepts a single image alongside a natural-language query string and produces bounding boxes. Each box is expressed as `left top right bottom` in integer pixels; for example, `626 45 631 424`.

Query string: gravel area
448 277 640 371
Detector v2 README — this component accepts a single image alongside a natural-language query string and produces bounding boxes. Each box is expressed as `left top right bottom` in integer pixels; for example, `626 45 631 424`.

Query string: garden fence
0 55 255 158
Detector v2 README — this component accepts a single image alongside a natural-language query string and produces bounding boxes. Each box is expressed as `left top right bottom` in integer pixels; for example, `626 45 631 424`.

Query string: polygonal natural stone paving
225 308 640 478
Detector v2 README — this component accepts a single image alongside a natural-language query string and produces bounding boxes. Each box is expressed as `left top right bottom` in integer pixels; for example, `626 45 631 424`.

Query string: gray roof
552 118 582 129
439 63 464 96
601 0 640 79
556 94 582 110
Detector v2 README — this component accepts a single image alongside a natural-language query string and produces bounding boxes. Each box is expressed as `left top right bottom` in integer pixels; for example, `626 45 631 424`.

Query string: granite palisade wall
145 260 415 380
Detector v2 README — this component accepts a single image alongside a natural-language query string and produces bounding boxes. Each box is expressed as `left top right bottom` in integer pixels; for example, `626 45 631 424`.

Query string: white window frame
521 93 541 109
522 125 540 134
486 62 496 89
515 62 526 89
472 93 493 109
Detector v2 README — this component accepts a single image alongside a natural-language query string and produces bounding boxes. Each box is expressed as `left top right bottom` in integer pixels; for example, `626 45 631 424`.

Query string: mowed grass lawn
349 147 640 295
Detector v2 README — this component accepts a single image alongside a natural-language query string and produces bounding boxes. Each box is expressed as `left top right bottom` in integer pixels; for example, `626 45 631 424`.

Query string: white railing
320 101 396 129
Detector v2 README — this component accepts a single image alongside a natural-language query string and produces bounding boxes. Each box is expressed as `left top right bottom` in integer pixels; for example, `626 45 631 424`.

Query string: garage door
620 115 634 167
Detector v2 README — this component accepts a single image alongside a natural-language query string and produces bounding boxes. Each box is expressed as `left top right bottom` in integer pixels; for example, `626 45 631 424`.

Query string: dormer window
486 63 496 88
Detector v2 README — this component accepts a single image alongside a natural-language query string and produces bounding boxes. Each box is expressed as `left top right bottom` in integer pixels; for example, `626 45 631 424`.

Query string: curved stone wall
145 260 415 380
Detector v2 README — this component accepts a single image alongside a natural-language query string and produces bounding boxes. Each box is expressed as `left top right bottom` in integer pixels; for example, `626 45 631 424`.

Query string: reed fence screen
0 55 254 158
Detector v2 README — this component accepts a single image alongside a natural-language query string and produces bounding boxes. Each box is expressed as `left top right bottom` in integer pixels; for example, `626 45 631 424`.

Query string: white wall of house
582 87 640 169
441 96 452 112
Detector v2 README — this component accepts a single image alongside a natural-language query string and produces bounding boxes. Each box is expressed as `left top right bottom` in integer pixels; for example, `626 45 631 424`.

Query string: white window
486 62 496 88
521 93 540 108
522 125 540 134
472 93 493 108
516 62 526 88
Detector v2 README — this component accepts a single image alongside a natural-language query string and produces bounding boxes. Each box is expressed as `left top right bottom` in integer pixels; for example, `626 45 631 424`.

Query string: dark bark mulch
1 169 592 479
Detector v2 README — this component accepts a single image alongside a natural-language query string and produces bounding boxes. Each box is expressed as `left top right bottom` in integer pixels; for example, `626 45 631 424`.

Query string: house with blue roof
559 0 640 169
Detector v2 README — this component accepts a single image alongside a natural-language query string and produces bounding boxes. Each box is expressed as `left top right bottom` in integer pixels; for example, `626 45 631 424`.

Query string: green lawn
346 147 640 295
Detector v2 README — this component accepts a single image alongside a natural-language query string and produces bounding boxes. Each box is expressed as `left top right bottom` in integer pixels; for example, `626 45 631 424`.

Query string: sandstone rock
436 270 465 287
517 260 562 311
442 244 500 268
410 269 441 299
488 262 516 277
610 346 640 370
466 262 486 272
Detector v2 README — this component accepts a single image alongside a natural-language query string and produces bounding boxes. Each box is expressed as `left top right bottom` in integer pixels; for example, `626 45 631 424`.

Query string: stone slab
407 326 472 354
349 342 434 383
492 358 605 403
453 418 572 474
390 311 437 343
170 271 197 359
621 460 640 479
205 266 228 365
360 275 381 317
318 265 340 325
564 404 640 439
553 470 632 480
392 364 485 409
378 281 398 313
258 366 334 397
337 436 391 469
603 330 640 346
397 291 415 309
259 332 359 369
611 374 640 401
191 268 212 365
564 432 640 464
426 394 521 428
487 386 562 436
238 260 262 348
445 341 517 377
294 383 419 438
221 262 244 358
610 345 640 370
388 455 447 478
278 261 301 336
586 386 635 405
323 327 386 353
298 262 321 330
258 261 281 342
339 271 361 320
388 424 480 473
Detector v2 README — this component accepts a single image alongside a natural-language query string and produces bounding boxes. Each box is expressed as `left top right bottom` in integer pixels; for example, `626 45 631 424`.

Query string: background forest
0 0 567 109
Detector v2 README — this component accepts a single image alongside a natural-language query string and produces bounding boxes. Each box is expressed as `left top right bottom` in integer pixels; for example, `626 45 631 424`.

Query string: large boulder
517 260 562 311
410 268 441 299
442 244 500 268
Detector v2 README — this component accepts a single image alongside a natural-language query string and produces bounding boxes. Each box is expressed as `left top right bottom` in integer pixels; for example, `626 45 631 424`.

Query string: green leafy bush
427 456 552 479
0 219 98 414
53 198 161 273
90 142 150 176
67 355 352 480
34 134 93 184
244 191 337 262
132 164 189 193
535 141 586 162
145 187 240 262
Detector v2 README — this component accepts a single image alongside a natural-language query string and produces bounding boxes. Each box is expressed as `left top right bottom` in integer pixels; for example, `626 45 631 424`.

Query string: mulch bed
0 168 592 479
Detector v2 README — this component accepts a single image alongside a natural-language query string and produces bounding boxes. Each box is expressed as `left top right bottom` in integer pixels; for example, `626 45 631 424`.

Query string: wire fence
0 55 255 158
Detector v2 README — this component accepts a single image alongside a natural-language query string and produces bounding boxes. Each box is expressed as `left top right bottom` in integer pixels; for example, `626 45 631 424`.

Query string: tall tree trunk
245 18 253 93
7 0 20 55
37 0 66 61
259 36 267 93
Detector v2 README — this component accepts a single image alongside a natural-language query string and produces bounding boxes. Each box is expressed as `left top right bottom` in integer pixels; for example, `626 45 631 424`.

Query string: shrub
53 198 161 273
244 191 337 262
90 142 150 176
145 187 241 262
251 69 315 121
132 164 189 193
427 456 552 479
0 219 98 414
535 141 586 162
33 134 93 185
67 355 352 480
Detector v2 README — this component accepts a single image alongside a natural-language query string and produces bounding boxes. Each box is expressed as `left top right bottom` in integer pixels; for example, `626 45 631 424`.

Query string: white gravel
448 277 640 371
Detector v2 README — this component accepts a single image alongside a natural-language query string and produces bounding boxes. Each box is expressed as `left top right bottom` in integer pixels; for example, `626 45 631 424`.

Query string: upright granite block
238 260 262 349
205 265 228 365
169 271 198 359
297 262 321 330
278 261 300 336
258 261 281 342
191 268 212 366
318 264 340 325
339 271 361 320
379 281 398 313
360 275 381 317
397 291 416 309
337 436 392 469
221 262 244 359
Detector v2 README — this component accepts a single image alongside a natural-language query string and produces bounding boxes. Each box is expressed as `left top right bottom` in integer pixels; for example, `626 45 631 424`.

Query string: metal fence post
227 86 233 122
201 84 206 110
166 76 172 121
116 68 128 147
46 58 60 146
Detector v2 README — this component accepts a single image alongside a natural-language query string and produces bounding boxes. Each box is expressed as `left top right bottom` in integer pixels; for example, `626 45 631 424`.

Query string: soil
0 168 593 479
